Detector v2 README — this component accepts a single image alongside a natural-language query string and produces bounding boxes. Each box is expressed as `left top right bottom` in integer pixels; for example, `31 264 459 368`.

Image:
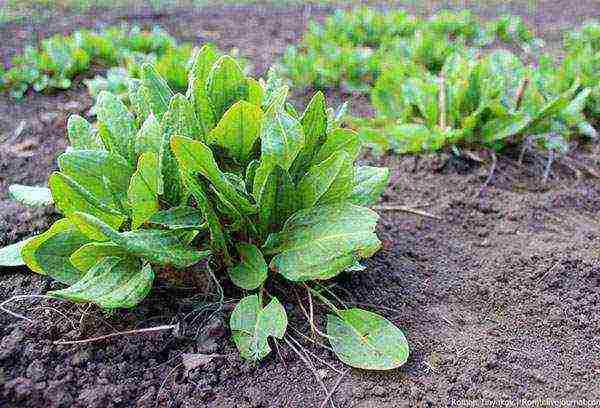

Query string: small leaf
230 295 287 361
187 44 218 137
21 218 91 284
50 257 154 309
228 243 268 290
297 150 354 209
49 172 126 229
291 91 328 176
128 152 162 229
208 100 264 164
263 203 381 281
128 78 151 125
0 238 34 267
206 56 249 120
8 184 53 207
67 115 104 150
148 206 204 229
349 166 390 207
162 94 201 141
96 91 138 162
260 110 305 171
247 78 264 106
171 136 256 215
327 308 409 370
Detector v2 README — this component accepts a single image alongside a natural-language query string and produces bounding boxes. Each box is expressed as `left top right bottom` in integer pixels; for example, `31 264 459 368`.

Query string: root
477 151 497 197
319 369 350 408
53 324 179 346
372 205 441 220
0 294 63 322
542 150 555 186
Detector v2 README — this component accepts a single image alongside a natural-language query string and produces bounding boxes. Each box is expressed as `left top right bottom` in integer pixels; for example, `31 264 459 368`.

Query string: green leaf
141 63 174 121
187 44 218 137
69 212 209 268
96 91 138 162
291 91 328 176
263 203 381 282
228 243 268 290
8 184 53 207
49 172 126 229
313 128 361 164
349 166 390 206
255 165 296 236
208 100 264 164
128 79 151 125
260 110 305 171
50 257 154 309
58 149 134 210
67 115 104 150
128 152 162 229
135 114 163 156
206 56 248 120
0 238 34 267
148 206 204 229
247 78 264 106
21 218 90 284
171 136 256 215
230 295 287 361
327 308 409 370
297 150 354 209
162 94 201 141
70 242 129 272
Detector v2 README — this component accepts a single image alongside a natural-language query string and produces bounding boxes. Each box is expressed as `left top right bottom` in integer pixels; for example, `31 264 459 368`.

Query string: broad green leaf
70 242 129 272
21 218 90 284
263 85 289 112
228 243 268 290
291 91 328 176
230 295 287 361
69 212 209 268
141 63 174 121
128 78 151 125
96 91 138 162
148 206 204 229
349 166 390 206
128 153 162 229
8 184 53 207
162 94 201 141
187 44 218 137
255 165 296 236
206 56 249 120
313 128 361 164
171 136 256 215
67 115 103 150
297 150 354 209
260 110 305 171
208 101 264 164
58 149 134 210
135 114 163 156
50 257 154 309
263 203 381 281
0 238 34 267
327 308 409 370
247 78 264 106
49 172 126 229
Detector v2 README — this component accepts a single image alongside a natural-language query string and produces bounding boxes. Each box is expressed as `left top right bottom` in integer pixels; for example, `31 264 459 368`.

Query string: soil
1 2 600 407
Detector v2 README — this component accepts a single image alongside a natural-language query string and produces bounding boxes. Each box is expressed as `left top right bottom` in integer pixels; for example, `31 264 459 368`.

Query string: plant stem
53 324 179 345
439 74 447 130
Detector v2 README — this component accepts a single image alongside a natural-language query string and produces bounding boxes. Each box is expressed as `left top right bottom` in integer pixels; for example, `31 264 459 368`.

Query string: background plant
0 48 408 370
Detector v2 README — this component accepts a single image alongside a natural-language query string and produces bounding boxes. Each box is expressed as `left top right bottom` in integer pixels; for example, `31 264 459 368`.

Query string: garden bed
1 2 600 407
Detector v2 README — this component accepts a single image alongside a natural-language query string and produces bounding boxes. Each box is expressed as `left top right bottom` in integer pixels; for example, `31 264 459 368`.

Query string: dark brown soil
1 2 600 407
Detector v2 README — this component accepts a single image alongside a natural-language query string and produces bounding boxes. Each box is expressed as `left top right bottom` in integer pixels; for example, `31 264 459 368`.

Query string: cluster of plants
0 25 208 98
0 48 409 370
280 7 542 93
